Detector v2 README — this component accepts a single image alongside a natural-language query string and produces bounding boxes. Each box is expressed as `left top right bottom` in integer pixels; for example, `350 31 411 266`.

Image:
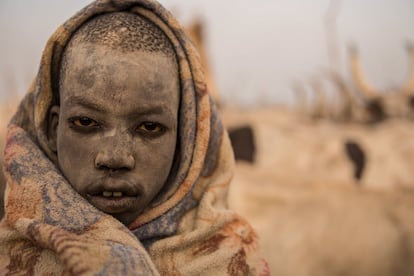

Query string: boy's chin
111 211 139 226
85 195 141 225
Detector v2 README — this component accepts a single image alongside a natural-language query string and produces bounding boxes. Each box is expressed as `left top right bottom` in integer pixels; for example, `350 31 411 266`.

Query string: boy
0 0 269 275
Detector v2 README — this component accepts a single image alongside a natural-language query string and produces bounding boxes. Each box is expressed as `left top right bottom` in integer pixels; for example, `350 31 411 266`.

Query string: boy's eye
137 122 165 135
69 117 99 128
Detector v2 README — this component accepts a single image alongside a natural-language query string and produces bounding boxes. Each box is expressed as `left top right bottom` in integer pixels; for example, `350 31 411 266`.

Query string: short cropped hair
67 12 175 55
57 12 176 102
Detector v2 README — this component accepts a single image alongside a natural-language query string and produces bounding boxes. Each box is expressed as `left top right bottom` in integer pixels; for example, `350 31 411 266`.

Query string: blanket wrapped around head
0 0 269 275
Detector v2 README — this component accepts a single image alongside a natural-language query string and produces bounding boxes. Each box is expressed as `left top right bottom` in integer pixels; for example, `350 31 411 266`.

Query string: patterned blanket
0 0 269 274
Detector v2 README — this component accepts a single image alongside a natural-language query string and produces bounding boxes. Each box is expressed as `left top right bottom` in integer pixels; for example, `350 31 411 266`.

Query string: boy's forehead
59 42 179 114
61 42 177 87
64 42 176 72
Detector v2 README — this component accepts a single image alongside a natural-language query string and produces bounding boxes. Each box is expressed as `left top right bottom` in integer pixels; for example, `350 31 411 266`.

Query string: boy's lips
86 179 142 197
86 194 138 214
87 189 139 197
85 180 142 213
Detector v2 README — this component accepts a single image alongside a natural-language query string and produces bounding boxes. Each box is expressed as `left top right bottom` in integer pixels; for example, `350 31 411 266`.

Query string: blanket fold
1 0 268 275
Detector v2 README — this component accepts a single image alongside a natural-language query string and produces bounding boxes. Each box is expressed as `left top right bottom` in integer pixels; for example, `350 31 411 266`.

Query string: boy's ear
48 105 60 153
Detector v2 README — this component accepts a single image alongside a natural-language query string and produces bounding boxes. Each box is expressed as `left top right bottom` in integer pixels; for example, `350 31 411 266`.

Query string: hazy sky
1 0 414 106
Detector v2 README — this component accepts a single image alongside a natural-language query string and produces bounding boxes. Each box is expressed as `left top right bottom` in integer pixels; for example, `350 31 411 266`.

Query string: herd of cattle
223 106 414 275
0 21 414 275
221 43 414 274
221 40 414 275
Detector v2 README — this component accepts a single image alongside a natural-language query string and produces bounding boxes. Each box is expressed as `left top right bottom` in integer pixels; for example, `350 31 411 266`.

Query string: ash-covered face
49 43 179 225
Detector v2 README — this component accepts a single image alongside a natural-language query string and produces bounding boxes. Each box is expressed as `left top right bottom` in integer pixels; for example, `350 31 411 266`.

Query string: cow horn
327 70 356 121
328 70 353 102
348 44 378 99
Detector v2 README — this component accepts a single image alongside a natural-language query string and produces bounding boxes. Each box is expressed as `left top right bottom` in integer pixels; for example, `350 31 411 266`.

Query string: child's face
51 43 179 225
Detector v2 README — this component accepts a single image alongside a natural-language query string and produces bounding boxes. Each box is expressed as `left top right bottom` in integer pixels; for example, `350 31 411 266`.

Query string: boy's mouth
86 189 140 214
85 180 143 213
102 191 124 197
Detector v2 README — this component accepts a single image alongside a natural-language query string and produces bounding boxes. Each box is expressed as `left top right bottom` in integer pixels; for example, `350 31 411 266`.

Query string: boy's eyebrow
67 95 106 112
66 95 171 116
128 106 166 116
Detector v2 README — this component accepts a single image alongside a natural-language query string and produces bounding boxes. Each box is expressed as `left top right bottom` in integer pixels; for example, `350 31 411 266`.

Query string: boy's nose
94 149 135 172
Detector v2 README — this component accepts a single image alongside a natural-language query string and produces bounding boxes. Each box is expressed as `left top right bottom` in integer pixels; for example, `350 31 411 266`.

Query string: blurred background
2 1 414 275
1 0 414 105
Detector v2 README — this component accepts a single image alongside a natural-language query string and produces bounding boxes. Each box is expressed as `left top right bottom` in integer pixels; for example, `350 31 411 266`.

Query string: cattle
222 106 414 191
229 166 414 276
